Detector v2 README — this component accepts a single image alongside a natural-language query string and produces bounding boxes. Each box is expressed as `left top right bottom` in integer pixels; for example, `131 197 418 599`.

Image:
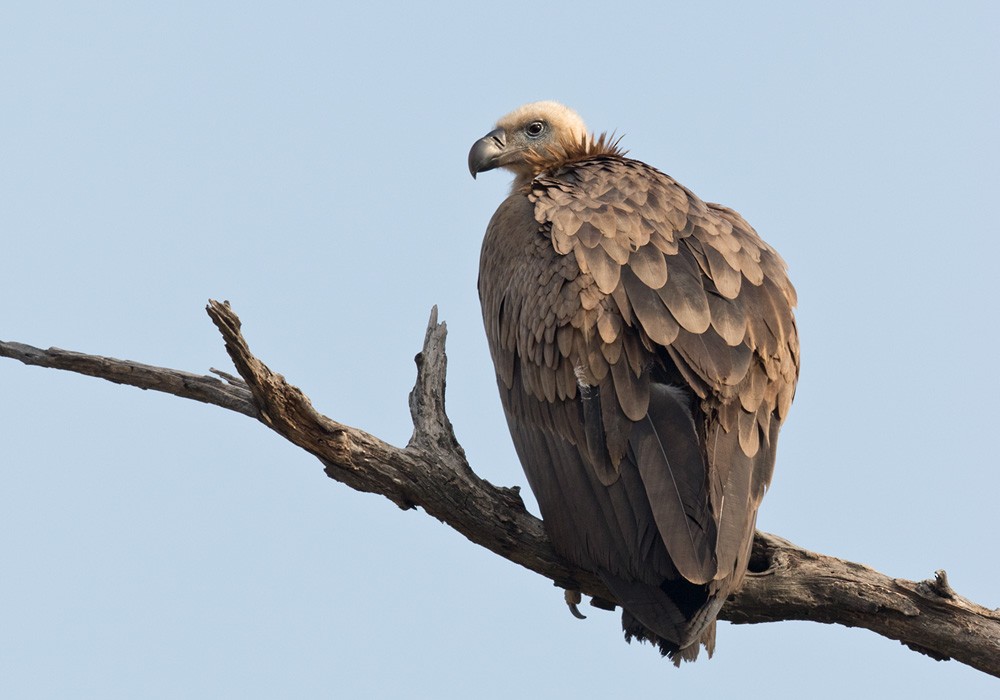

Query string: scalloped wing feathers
478 153 798 653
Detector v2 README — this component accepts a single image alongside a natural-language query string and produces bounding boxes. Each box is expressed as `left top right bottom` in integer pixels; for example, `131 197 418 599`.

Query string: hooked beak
468 127 506 178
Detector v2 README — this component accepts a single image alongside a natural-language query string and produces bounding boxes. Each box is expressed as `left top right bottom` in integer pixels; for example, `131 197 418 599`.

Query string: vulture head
468 101 591 186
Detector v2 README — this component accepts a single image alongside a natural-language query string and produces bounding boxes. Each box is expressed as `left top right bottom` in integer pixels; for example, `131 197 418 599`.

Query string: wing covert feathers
479 150 798 659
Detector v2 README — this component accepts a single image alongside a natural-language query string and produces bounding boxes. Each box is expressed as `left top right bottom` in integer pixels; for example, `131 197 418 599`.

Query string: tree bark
2 300 998 678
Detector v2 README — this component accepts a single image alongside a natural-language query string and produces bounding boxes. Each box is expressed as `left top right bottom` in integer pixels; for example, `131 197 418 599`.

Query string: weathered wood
2 302 998 677
731 533 1000 677
0 340 256 416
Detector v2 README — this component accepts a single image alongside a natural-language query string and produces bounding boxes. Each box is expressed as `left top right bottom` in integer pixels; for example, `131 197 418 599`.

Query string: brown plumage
469 102 799 661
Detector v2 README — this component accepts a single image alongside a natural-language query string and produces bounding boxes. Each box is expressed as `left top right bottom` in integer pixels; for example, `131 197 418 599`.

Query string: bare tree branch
3 300 998 678
0 340 256 417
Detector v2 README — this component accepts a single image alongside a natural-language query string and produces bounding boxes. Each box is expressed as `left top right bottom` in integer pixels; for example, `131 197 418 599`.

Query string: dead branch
2 300 998 678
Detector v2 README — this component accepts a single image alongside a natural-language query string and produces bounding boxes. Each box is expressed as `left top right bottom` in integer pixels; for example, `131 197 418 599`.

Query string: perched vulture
469 102 799 661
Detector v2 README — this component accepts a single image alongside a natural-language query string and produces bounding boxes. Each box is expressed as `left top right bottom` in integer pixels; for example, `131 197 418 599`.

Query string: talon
564 589 587 619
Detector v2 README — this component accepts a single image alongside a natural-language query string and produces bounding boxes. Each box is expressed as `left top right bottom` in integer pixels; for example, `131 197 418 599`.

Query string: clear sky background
2 2 997 698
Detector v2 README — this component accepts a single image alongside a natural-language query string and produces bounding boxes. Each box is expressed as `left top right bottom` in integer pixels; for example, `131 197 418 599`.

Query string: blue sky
2 2 998 697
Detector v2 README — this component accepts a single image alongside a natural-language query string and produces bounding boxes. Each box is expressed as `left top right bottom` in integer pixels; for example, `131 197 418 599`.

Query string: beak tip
468 128 505 180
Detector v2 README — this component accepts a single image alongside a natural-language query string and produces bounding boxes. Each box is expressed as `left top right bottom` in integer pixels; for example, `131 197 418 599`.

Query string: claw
564 589 587 620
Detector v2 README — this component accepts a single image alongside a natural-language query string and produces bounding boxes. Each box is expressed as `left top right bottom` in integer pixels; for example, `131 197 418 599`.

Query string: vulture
469 102 799 662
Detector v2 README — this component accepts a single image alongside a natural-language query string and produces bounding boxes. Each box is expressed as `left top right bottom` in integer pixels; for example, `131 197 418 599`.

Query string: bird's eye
526 121 545 138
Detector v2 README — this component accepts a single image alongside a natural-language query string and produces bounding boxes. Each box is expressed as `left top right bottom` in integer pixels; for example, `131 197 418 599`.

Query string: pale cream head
468 101 592 187
494 101 589 146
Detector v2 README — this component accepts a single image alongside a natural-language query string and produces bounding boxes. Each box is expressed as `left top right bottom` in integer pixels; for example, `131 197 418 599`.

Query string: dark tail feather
601 571 721 658
630 384 718 584
616 593 718 664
